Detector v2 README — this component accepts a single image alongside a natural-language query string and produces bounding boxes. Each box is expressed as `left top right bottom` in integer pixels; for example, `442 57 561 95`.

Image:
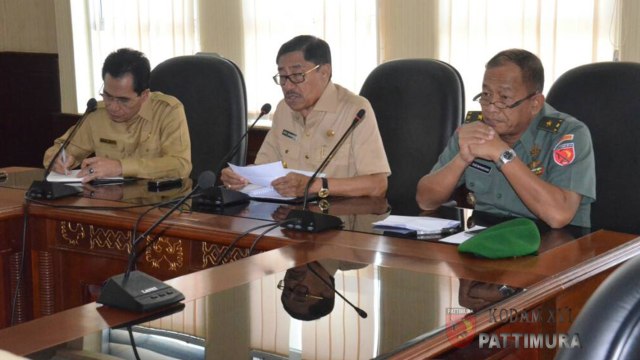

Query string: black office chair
546 62 640 234
150 54 248 181
554 253 640 360
360 59 465 214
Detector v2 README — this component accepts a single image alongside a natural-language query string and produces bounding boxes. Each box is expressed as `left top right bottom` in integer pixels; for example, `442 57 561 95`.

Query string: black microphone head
261 103 272 115
197 170 217 190
87 98 98 112
355 109 365 122
356 308 368 318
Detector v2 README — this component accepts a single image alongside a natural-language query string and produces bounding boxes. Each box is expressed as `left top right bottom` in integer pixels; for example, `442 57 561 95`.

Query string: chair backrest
554 253 640 360
150 54 247 181
546 62 640 234
360 59 464 214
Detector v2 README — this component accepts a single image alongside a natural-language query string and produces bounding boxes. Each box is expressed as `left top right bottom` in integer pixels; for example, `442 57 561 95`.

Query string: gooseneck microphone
283 109 366 232
307 263 367 318
215 103 272 175
27 98 98 200
97 170 217 312
200 103 272 207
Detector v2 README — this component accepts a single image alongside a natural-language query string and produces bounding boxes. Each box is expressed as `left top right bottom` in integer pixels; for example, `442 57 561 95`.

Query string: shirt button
469 181 475 187
305 132 310 137
284 149 289 154
497 193 502 199
305 155 309 159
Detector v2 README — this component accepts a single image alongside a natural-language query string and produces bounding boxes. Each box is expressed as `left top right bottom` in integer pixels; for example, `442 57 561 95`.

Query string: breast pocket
141 142 162 158
322 137 353 176
280 142 300 169
465 164 493 196
95 141 123 160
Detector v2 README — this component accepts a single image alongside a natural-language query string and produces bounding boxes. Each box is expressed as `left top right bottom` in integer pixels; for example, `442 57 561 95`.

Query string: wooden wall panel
0 52 61 168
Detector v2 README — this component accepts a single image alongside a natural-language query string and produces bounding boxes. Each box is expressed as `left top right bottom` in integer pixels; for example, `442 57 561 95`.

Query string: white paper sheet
46 169 124 183
438 226 487 244
373 215 460 235
229 162 319 187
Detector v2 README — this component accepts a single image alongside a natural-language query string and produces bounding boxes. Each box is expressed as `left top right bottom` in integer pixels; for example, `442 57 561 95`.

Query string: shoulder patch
465 111 483 124
152 91 182 107
537 116 564 133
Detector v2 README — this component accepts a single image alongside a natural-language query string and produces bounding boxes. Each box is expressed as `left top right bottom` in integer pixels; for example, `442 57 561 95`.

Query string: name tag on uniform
100 138 117 145
282 129 297 141
469 161 492 174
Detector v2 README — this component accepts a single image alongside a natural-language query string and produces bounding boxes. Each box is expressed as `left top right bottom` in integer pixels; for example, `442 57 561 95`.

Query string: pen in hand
61 148 69 175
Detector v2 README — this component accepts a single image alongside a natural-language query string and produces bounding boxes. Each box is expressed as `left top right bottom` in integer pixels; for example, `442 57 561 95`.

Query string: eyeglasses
272 64 320 85
99 85 139 107
277 279 325 302
473 92 537 110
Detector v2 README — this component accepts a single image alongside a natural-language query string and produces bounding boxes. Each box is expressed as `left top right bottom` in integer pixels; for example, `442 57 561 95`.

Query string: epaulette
464 111 483 123
153 91 182 107
537 116 564 133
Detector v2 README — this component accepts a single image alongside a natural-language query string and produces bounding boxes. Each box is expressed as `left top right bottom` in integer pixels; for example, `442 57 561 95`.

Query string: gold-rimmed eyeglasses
473 92 537 110
272 64 320 86
277 279 325 302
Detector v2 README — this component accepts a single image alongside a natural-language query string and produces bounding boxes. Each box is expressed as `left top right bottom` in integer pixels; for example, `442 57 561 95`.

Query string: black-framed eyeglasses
473 92 537 110
272 64 320 86
277 279 324 302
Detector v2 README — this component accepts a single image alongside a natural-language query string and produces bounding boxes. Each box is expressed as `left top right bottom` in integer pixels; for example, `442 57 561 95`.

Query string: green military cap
458 218 540 259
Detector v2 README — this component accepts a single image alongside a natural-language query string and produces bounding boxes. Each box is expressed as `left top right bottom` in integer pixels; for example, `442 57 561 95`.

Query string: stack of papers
229 162 323 202
373 215 460 235
46 169 126 184
373 215 487 244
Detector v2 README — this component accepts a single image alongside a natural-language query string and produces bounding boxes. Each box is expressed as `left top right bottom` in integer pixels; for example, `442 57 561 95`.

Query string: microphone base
199 185 250 207
26 180 81 200
283 209 343 233
97 271 185 313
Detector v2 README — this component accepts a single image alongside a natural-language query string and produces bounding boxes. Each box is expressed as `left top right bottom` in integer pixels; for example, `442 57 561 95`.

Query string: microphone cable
127 325 142 360
10 191 196 325
248 218 299 256
214 222 278 266
10 199 31 326
129 194 196 271
213 218 299 266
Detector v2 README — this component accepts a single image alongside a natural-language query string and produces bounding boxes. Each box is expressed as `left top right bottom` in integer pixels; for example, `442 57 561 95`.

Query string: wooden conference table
0 166 638 359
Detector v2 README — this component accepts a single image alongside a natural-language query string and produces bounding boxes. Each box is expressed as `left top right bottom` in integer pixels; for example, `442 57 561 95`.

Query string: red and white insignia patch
553 134 576 166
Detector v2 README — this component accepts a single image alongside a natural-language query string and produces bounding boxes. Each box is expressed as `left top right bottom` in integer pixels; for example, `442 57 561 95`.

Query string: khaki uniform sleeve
120 103 192 178
43 117 96 169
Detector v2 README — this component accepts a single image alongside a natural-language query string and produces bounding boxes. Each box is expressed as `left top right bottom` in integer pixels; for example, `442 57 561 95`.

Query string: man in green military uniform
416 49 595 228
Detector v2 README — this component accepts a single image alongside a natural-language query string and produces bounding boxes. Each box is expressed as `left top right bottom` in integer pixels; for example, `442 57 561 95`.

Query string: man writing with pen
43 48 192 183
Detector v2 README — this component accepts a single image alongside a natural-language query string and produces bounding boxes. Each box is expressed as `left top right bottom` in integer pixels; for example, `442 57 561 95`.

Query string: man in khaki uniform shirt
222 35 390 198
44 48 191 182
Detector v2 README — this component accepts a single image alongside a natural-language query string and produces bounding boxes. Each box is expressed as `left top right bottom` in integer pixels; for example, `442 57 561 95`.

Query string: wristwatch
497 149 517 169
318 199 330 213
318 177 329 198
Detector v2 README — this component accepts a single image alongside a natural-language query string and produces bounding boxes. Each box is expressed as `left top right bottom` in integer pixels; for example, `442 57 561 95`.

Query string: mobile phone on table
147 177 182 191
